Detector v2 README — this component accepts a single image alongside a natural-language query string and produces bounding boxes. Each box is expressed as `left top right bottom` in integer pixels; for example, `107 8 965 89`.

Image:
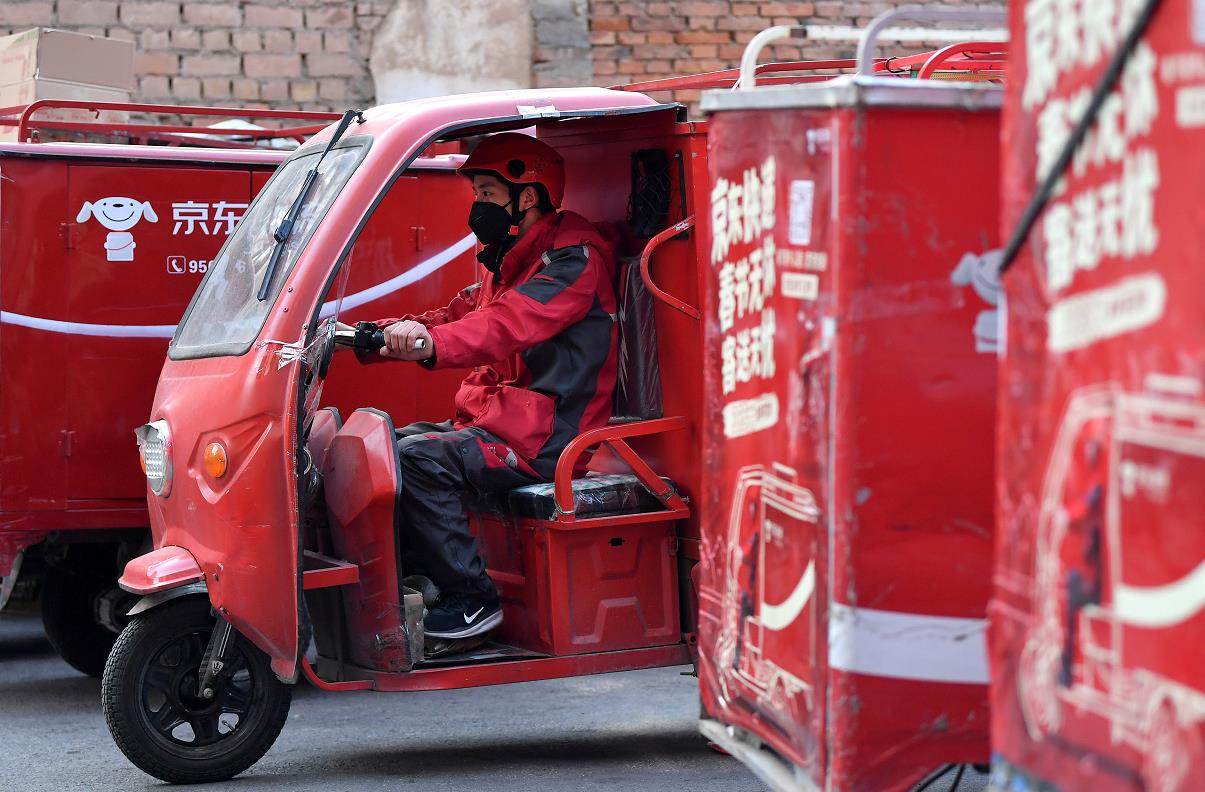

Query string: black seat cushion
506 473 678 521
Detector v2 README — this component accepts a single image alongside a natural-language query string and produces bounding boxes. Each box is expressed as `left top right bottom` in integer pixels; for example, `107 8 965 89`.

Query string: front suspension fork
197 614 235 699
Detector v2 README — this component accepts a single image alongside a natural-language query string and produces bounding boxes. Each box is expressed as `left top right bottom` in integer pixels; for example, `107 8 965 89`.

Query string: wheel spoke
143 662 175 698
185 634 207 666
150 703 186 736
224 648 249 675
222 681 252 714
190 715 221 746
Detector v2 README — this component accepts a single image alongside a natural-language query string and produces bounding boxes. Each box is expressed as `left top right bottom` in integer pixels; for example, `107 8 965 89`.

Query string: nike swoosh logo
464 606 484 623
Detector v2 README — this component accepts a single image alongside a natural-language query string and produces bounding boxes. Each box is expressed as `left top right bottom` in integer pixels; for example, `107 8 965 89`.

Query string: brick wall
0 0 389 111
0 0 1005 115
589 0 1007 107
532 0 593 88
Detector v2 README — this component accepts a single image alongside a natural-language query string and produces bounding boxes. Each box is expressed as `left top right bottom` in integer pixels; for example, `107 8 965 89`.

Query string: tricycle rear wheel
101 596 292 784
41 564 119 677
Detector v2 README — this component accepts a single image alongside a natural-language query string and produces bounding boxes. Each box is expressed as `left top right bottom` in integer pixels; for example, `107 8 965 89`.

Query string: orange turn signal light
203 442 228 478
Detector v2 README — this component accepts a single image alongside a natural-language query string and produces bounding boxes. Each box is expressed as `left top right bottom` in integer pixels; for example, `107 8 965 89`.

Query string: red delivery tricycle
102 88 713 784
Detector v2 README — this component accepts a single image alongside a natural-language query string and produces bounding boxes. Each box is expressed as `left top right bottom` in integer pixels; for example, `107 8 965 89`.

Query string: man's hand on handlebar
380 320 434 361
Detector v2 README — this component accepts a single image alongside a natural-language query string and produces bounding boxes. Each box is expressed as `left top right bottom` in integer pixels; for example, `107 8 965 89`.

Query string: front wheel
102 597 292 784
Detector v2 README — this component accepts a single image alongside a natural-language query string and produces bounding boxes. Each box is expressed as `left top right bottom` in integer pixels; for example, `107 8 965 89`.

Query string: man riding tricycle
103 88 706 784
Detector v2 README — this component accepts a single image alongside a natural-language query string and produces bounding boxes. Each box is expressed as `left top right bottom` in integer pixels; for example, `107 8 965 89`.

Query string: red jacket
372 211 619 475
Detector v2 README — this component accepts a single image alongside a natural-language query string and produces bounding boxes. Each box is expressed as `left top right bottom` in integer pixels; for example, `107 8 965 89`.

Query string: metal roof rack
0 100 342 147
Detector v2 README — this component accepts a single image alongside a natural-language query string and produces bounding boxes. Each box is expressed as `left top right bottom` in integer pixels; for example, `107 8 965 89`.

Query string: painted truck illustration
715 463 821 732
1016 382 1205 792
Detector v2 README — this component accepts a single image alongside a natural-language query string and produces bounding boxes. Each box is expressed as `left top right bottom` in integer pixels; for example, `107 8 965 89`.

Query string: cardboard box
0 28 134 92
0 28 133 141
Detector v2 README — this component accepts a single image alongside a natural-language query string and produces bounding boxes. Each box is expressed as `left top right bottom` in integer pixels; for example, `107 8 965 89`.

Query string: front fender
126 581 209 617
119 545 204 595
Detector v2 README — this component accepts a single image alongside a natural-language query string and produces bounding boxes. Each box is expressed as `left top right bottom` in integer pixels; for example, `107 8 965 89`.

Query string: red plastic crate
475 514 681 656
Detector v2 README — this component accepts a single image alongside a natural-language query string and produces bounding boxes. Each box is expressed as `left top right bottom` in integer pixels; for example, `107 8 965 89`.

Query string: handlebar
333 323 425 353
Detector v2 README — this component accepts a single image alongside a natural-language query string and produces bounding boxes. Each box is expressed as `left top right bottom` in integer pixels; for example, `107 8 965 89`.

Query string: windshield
170 140 367 358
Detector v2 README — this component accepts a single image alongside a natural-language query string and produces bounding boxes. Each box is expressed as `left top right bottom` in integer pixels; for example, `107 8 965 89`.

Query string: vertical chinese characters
1025 0 1162 298
713 156 778 397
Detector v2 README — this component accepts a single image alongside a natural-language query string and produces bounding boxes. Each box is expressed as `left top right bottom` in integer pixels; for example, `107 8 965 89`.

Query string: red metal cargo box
991 1 1205 791
0 143 473 562
697 13 1005 792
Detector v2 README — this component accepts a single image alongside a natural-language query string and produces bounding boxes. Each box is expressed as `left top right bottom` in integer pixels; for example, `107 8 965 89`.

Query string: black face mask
467 200 516 246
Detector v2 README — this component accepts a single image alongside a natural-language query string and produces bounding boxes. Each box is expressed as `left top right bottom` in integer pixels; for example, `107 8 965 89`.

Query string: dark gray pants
394 421 548 598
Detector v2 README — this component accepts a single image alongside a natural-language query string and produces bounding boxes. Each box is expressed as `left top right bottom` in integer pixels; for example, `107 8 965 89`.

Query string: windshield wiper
257 108 365 301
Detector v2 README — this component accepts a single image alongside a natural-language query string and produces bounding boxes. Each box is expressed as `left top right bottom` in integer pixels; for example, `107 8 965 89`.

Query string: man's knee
396 433 465 484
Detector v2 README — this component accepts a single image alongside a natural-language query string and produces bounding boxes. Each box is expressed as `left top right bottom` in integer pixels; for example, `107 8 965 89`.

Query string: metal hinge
59 222 78 250
60 429 74 457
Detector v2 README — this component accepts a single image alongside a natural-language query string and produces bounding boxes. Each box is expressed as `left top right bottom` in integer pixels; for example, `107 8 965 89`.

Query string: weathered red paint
699 77 1003 790
991 2 1205 791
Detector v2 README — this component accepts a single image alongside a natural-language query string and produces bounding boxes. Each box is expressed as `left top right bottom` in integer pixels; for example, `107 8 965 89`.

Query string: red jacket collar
497 212 563 283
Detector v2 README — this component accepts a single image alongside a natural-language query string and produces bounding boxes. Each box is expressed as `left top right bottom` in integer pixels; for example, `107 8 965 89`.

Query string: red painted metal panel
0 154 280 540
299 644 691 693
992 2 1205 791
0 157 73 516
320 409 410 672
701 93 1001 790
301 551 359 591
64 165 255 501
148 350 301 680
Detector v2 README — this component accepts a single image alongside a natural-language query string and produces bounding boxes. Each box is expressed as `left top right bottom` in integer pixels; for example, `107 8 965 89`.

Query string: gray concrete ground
1 610 988 791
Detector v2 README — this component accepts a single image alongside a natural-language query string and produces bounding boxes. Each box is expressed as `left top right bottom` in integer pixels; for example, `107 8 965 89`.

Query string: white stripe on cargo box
827 603 989 685
0 234 475 338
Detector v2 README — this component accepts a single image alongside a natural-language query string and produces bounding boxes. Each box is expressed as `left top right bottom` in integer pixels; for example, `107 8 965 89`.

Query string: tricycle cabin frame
130 89 717 688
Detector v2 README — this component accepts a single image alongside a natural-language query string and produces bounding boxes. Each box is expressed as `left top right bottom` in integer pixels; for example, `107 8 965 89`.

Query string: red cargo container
991 1 1205 791
697 10 1005 791
0 104 475 676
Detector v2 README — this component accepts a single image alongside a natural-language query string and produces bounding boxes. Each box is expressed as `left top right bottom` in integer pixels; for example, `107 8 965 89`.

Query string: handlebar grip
367 332 424 350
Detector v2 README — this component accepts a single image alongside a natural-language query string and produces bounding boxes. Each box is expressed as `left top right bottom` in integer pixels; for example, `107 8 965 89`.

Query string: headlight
135 419 173 497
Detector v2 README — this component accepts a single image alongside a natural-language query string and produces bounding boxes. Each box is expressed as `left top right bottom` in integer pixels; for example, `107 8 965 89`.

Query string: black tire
102 597 292 784
41 565 118 677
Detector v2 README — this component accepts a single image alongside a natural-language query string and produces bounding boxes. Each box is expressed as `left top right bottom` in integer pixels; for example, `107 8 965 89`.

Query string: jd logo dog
76 197 158 262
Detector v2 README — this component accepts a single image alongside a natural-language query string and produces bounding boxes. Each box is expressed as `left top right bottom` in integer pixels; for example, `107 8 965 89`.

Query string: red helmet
458 132 565 208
